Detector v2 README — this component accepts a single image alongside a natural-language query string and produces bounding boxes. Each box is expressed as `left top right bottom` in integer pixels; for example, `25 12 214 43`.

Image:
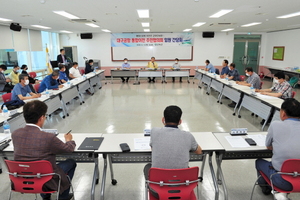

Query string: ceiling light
0 17 12 22
192 22 206 27
53 11 79 19
277 11 300 18
60 30 73 33
86 23 100 28
144 29 150 32
142 22 150 27
241 22 262 27
210 9 233 18
137 9 149 18
221 28 234 32
31 25 51 29
183 29 192 32
102 29 111 32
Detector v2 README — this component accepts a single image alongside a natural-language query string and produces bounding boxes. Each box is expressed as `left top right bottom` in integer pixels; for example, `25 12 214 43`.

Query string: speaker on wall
10 23 22 32
202 32 214 38
80 33 93 39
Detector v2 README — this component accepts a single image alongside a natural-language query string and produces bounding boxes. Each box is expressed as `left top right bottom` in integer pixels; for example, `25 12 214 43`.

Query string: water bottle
3 120 11 135
67 81 71 87
213 72 216 78
225 76 229 82
250 84 255 94
45 88 50 98
2 105 9 117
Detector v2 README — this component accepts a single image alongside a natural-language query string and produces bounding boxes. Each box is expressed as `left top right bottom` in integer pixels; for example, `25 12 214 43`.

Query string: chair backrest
280 159 300 192
34 83 40 93
260 81 263 89
240 75 245 81
29 72 37 79
80 69 85 75
5 160 56 194
292 91 296 98
2 93 12 103
148 167 199 200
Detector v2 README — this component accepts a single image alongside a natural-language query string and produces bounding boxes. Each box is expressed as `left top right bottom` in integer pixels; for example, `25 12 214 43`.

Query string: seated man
120 58 130 83
172 58 182 82
227 63 240 81
39 70 63 93
219 59 230 78
12 74 41 100
255 98 300 200
85 59 94 74
204 59 216 73
12 100 76 200
59 65 69 84
256 72 292 99
9 65 20 86
0 64 13 93
69 62 81 79
144 105 202 197
236 67 261 89
146 57 158 82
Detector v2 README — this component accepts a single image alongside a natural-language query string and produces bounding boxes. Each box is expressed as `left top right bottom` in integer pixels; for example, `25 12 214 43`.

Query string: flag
46 44 53 74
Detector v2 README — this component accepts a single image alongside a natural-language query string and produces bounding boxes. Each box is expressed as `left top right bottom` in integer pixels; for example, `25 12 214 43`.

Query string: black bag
1 100 25 110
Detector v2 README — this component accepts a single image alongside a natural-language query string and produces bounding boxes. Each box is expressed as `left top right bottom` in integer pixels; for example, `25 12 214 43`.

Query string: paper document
0 135 9 143
134 138 151 150
225 136 250 148
247 134 266 147
256 93 278 100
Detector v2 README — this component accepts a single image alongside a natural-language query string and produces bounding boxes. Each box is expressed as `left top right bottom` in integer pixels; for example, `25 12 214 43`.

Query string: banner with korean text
111 33 194 47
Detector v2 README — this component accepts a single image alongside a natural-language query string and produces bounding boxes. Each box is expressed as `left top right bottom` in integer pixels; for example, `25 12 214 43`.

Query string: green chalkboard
273 46 285 61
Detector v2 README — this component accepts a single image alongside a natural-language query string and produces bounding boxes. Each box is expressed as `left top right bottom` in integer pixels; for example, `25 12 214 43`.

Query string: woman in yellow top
146 57 158 83
9 65 20 86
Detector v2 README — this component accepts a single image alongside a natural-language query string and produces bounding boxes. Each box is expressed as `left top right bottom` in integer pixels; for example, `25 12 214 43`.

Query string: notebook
78 137 104 150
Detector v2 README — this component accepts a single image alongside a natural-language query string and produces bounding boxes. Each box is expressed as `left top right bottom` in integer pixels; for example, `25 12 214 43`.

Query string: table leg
91 153 99 200
100 154 107 200
199 153 207 182
208 152 219 200
60 99 68 118
108 154 117 185
215 152 228 200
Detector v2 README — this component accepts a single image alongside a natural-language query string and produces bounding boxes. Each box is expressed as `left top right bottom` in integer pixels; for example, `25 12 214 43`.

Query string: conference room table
0 133 103 200
164 68 191 83
213 132 271 200
110 69 139 84
194 69 285 130
264 66 300 79
96 132 225 200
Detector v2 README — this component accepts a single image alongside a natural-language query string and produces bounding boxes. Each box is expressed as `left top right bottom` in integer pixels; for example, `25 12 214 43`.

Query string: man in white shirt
69 62 81 79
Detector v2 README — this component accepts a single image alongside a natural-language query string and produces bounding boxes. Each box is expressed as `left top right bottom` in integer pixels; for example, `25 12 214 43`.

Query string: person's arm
236 81 250 86
44 78 59 90
50 133 76 154
17 94 38 100
265 124 274 150
194 145 202 154
69 74 75 79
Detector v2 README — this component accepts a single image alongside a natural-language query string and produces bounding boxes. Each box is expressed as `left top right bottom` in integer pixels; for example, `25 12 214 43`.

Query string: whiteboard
111 46 193 61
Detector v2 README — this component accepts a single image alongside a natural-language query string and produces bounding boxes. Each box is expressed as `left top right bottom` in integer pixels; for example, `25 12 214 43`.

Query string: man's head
21 64 28 71
205 60 210 65
0 64 7 73
59 65 66 71
229 63 236 70
222 60 228 66
162 105 182 126
60 49 65 55
274 72 285 84
19 74 29 85
51 70 59 80
280 98 300 120
124 58 128 63
151 57 155 62
88 59 94 66
23 100 48 127
245 67 254 76
72 62 78 68
13 65 20 73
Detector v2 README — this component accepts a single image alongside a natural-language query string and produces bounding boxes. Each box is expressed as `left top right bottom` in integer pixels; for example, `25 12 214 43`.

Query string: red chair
34 83 40 93
2 93 12 103
292 91 296 98
5 160 62 200
240 75 246 81
250 159 300 200
146 167 199 200
80 69 85 75
29 72 37 79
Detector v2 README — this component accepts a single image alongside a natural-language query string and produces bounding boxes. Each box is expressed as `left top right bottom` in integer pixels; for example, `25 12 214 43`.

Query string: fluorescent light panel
241 22 262 27
144 29 150 32
102 29 111 32
183 29 192 32
60 30 73 33
53 11 79 19
141 22 150 27
221 28 234 32
86 23 100 28
31 25 51 29
192 22 206 27
0 17 12 22
210 9 233 18
137 9 149 18
277 11 300 18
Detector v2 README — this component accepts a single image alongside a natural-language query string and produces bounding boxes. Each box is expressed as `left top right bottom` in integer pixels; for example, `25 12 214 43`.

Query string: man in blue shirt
121 58 131 82
12 74 41 100
59 65 69 84
85 59 94 74
39 70 64 93
204 60 216 73
220 59 230 77
227 63 240 81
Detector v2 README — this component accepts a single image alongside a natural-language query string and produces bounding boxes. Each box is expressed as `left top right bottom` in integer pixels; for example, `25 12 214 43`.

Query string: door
233 35 261 75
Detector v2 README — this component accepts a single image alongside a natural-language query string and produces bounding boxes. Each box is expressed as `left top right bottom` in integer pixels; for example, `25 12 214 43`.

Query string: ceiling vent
70 19 96 23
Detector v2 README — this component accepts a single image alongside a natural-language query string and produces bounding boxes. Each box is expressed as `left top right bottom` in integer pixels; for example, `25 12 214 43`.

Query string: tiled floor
0 77 299 200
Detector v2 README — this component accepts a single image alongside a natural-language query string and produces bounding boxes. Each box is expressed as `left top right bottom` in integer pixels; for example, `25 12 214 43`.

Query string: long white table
164 68 191 83
110 69 138 83
138 69 164 83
